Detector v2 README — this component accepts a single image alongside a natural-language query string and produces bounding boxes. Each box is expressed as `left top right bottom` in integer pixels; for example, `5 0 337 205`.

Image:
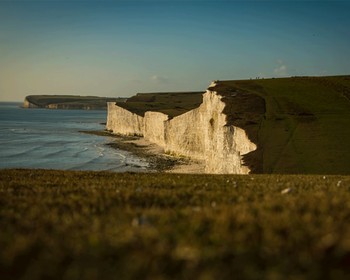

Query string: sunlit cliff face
106 86 257 174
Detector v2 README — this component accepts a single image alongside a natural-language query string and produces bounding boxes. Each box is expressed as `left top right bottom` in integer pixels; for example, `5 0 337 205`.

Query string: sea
0 102 148 171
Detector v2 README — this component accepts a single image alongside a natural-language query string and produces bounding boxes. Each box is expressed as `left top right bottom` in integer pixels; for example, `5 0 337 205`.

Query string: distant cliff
107 76 350 175
23 95 126 110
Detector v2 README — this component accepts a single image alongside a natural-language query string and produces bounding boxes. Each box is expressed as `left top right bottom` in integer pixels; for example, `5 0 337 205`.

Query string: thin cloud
274 61 288 77
151 75 169 84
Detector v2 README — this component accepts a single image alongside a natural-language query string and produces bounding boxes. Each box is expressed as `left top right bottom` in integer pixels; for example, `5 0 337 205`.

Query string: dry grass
1 169 350 279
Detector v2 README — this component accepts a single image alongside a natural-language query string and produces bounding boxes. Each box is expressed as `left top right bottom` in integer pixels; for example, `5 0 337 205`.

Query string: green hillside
215 75 350 174
116 91 203 118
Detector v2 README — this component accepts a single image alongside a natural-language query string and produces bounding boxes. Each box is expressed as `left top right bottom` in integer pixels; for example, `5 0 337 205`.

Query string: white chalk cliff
106 82 257 174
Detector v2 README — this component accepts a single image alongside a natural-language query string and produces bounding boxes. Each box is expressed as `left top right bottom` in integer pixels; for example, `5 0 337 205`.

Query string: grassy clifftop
116 91 203 118
24 95 126 110
214 75 350 174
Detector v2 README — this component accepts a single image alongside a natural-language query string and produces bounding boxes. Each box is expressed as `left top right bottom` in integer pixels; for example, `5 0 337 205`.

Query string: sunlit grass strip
1 169 350 279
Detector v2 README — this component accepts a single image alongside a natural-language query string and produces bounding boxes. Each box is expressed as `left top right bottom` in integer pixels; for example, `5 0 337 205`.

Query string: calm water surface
0 102 148 171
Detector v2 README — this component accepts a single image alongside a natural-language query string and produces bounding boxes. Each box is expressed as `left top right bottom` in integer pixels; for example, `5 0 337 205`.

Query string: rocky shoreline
81 130 205 173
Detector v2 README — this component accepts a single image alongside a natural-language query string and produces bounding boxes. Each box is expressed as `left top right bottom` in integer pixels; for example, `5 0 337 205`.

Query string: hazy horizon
1 0 349 102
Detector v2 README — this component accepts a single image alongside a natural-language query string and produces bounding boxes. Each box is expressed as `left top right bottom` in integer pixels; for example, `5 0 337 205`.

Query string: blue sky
0 0 349 101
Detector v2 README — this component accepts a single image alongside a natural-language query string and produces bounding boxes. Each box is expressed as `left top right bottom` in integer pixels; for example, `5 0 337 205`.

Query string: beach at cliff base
82 130 205 173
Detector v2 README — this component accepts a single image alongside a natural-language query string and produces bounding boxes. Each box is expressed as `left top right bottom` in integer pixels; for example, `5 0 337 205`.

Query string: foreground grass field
1 170 350 279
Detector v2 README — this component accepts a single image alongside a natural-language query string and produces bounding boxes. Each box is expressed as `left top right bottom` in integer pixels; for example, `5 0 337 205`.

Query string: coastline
0 104 129 171
81 130 205 173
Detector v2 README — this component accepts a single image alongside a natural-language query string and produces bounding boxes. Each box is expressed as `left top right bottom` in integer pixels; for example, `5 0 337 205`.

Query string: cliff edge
107 75 350 174
106 85 264 174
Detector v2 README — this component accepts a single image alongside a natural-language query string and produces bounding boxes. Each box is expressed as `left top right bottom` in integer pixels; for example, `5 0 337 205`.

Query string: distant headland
23 95 126 110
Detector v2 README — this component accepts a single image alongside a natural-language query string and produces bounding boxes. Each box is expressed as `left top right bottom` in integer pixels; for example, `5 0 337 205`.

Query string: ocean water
0 102 148 171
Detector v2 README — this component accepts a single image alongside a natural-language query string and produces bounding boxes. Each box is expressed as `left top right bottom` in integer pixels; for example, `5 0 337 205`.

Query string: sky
0 0 349 101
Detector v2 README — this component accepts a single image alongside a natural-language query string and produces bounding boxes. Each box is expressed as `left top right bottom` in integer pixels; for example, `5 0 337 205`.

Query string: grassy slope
217 76 350 174
1 169 350 279
116 91 203 118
